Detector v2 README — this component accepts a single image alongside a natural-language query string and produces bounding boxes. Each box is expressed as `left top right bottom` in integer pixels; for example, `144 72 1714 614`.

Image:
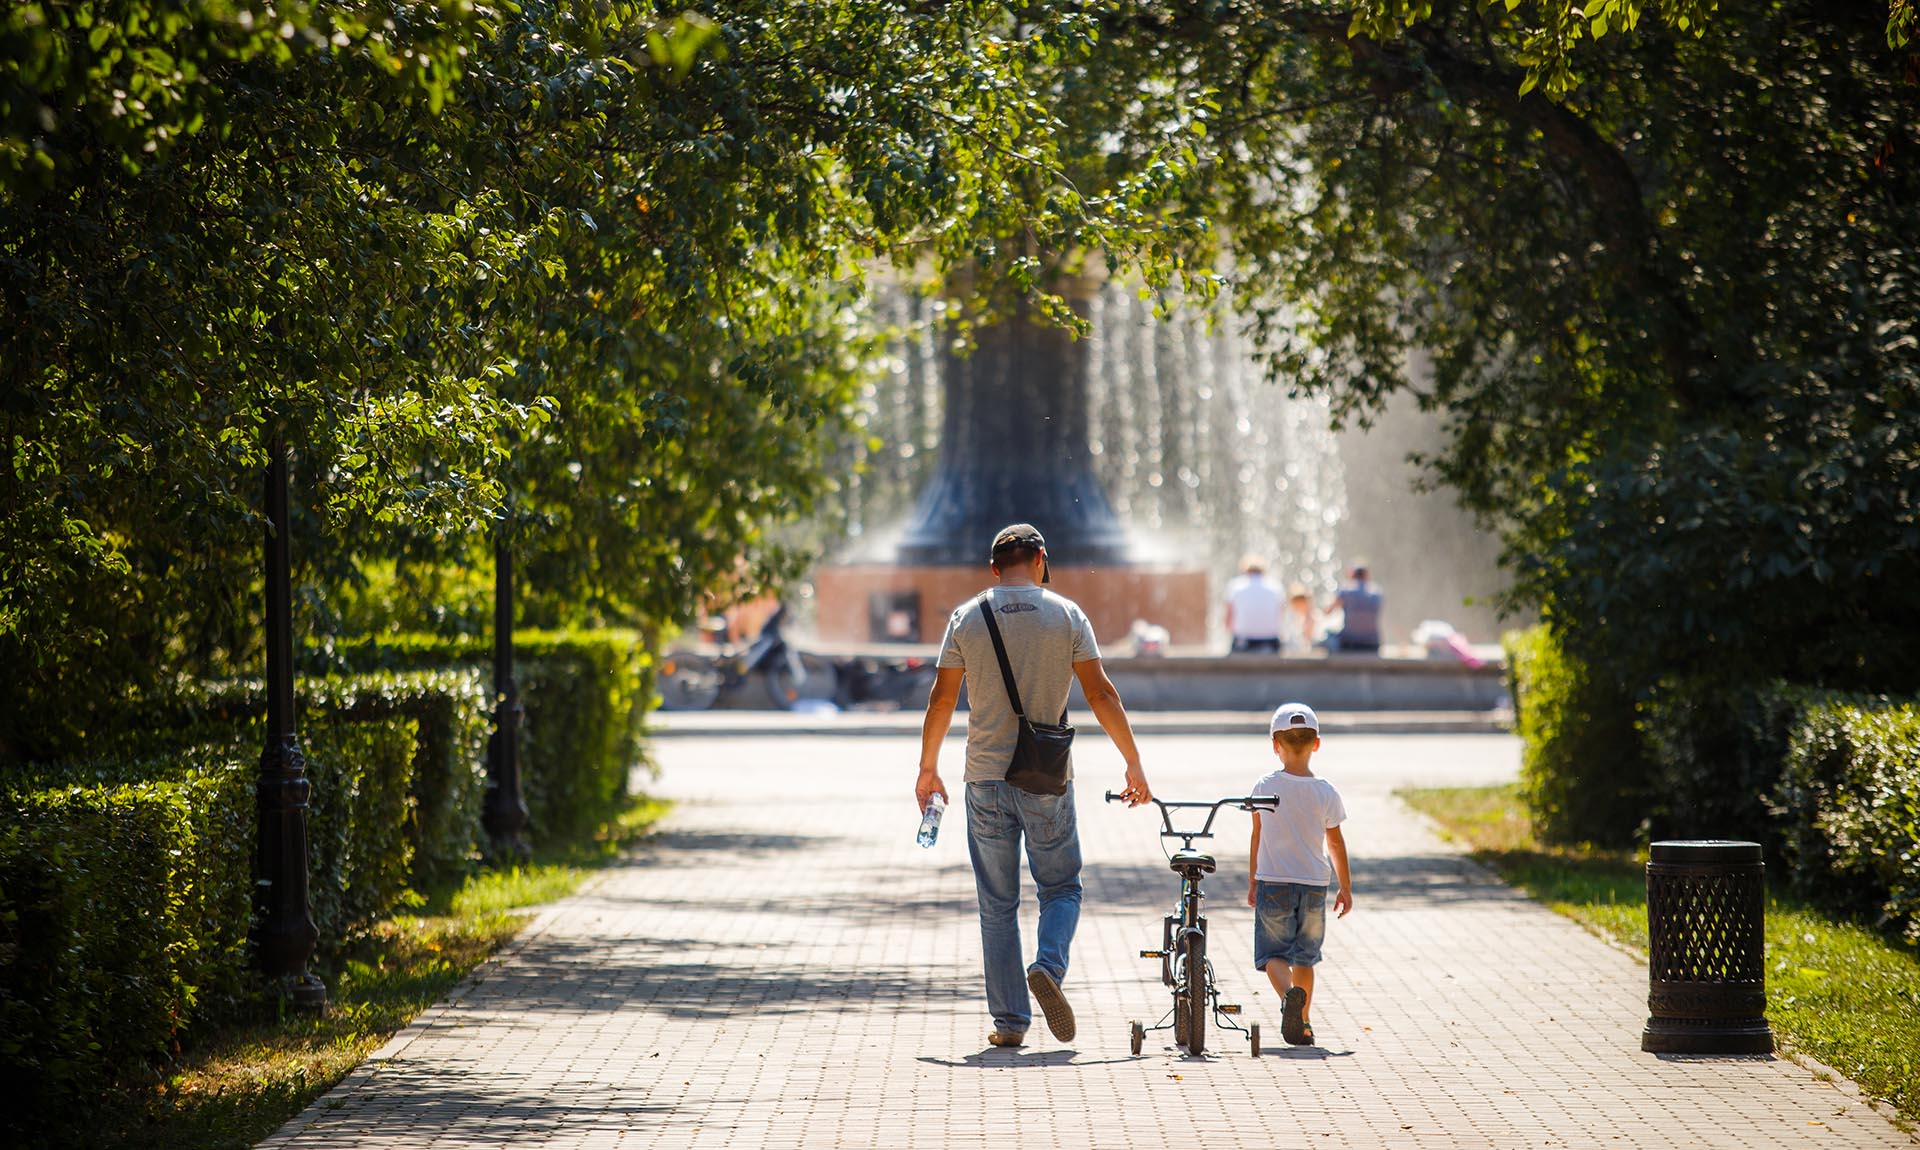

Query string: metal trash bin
1642 840 1774 1054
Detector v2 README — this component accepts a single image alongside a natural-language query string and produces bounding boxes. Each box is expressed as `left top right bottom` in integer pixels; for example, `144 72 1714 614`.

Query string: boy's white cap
1269 702 1320 734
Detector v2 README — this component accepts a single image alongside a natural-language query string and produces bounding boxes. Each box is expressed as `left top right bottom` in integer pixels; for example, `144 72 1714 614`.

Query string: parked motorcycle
657 607 837 711
832 653 938 711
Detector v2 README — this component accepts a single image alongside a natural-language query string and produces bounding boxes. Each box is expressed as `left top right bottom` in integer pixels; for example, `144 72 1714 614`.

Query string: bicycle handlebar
1104 792 1279 840
1104 792 1277 809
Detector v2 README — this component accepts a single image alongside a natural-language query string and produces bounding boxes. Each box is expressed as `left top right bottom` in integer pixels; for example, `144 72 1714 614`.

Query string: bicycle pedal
1139 950 1165 959
1219 1004 1242 1014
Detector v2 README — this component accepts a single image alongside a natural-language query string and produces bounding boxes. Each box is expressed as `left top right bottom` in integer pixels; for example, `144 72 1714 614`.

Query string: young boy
1248 702 1352 1045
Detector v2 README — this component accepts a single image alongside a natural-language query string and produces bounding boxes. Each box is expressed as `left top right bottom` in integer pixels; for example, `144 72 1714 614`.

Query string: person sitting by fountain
1323 564 1384 654
1224 555 1285 654
1285 582 1317 653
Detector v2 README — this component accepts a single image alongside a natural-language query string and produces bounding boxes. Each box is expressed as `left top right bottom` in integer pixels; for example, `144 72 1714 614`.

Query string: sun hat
1269 702 1320 735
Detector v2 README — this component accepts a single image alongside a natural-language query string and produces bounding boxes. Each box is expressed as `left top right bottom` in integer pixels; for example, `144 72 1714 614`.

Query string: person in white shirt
1223 555 1285 654
1247 702 1353 1046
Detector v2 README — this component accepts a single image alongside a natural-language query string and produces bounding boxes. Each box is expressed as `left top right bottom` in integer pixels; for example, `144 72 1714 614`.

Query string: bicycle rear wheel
1180 932 1207 1054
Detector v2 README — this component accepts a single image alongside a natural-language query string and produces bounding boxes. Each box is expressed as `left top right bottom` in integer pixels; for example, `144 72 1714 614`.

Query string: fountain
811 286 1211 645
807 283 1510 672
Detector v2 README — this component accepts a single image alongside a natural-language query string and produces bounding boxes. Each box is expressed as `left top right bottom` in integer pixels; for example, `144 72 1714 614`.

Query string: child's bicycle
1105 791 1279 1057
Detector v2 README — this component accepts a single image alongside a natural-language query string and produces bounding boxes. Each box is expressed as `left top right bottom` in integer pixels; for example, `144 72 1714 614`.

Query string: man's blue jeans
964 779 1083 1033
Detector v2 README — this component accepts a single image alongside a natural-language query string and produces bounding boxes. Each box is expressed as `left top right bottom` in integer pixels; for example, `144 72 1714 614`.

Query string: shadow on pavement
917 1050 1141 1069
629 828 834 862
285 1078 677 1145
1258 1046 1356 1060
477 945 970 1021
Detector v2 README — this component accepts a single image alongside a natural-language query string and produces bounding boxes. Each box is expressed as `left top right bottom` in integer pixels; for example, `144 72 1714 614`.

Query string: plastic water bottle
916 794 947 848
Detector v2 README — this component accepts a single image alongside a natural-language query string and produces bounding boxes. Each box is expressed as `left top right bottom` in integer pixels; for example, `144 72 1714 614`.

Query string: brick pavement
261 732 1915 1149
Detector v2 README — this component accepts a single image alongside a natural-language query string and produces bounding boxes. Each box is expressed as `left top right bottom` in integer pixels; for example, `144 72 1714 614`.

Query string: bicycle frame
1107 792 1278 1055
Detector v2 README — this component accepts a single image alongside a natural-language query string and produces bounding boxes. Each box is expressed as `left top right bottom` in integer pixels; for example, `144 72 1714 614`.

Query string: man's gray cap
990 523 1049 582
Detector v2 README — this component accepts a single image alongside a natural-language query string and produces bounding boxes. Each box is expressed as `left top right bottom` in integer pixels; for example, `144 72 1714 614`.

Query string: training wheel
1249 1023 1261 1057
1130 1020 1145 1055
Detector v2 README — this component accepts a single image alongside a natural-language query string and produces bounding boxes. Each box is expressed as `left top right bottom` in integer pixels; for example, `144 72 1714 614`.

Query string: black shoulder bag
979 597 1075 796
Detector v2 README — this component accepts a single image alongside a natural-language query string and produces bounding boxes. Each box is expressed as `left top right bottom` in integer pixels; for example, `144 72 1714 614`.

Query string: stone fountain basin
1085 650 1507 712
798 642 1508 713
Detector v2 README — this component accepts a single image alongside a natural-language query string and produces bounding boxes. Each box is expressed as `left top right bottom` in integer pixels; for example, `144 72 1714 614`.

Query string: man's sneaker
988 1030 1026 1047
1026 968 1076 1043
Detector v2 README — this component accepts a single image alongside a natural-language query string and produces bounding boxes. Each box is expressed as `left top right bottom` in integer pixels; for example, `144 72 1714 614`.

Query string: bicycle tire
1180 931 1207 1055
658 655 721 711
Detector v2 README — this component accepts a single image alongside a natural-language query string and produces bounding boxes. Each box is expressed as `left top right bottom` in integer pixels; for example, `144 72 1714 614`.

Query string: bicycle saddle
1169 848 1216 875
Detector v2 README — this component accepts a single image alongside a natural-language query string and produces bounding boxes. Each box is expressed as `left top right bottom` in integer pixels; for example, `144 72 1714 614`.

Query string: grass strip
1399 784 1920 1125
82 796 670 1150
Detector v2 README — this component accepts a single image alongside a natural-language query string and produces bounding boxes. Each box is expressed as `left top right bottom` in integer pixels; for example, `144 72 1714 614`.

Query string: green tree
1025 2 1919 837
1 2 1213 757
2 2 550 756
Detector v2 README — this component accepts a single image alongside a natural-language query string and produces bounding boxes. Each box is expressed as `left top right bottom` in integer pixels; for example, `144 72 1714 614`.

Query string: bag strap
977 595 1026 718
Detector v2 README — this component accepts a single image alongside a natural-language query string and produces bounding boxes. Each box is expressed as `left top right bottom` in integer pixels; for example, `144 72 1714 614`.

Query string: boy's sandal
1281 986 1309 1045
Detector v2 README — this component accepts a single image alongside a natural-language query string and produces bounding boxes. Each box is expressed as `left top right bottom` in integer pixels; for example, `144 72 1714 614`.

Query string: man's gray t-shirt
937 585 1101 783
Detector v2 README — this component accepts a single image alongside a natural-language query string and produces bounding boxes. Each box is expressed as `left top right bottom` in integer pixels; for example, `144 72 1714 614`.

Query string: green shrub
511 632 649 837
301 713 420 941
306 673 488 882
307 629 650 839
178 670 491 882
1640 679 1808 844
158 700 425 945
1777 697 1920 944
0 747 254 1128
1504 623 1652 847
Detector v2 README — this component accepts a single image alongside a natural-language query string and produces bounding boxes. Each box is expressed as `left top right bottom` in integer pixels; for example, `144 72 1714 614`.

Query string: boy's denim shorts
1253 880 1329 969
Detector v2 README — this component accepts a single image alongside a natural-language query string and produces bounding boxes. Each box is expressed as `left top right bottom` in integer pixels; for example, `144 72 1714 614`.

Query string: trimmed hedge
307 629 650 838
1511 651 1920 944
1777 697 1920 944
302 713 420 941
1639 678 1803 843
1504 624 1652 847
0 746 254 1122
178 670 492 880
0 636 644 1125
0 676 471 1126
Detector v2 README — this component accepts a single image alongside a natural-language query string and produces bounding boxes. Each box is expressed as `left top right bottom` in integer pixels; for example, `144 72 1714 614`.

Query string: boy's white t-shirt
1250 768 1347 886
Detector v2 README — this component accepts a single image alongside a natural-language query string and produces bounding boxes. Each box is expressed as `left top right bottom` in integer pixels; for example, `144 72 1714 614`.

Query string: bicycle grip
1104 790 1125 803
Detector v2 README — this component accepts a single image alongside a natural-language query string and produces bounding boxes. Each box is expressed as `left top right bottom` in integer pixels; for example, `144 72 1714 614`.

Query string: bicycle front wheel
1180 931 1207 1055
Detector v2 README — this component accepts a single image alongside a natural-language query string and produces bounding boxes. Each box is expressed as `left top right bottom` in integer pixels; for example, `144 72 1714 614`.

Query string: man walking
915 523 1153 1048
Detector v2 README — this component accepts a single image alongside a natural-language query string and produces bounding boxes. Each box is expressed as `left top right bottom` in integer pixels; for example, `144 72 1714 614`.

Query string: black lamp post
252 437 326 1009
482 532 530 857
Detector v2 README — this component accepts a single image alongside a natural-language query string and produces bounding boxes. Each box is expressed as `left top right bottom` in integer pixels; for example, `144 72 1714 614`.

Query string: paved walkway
262 732 1914 1149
